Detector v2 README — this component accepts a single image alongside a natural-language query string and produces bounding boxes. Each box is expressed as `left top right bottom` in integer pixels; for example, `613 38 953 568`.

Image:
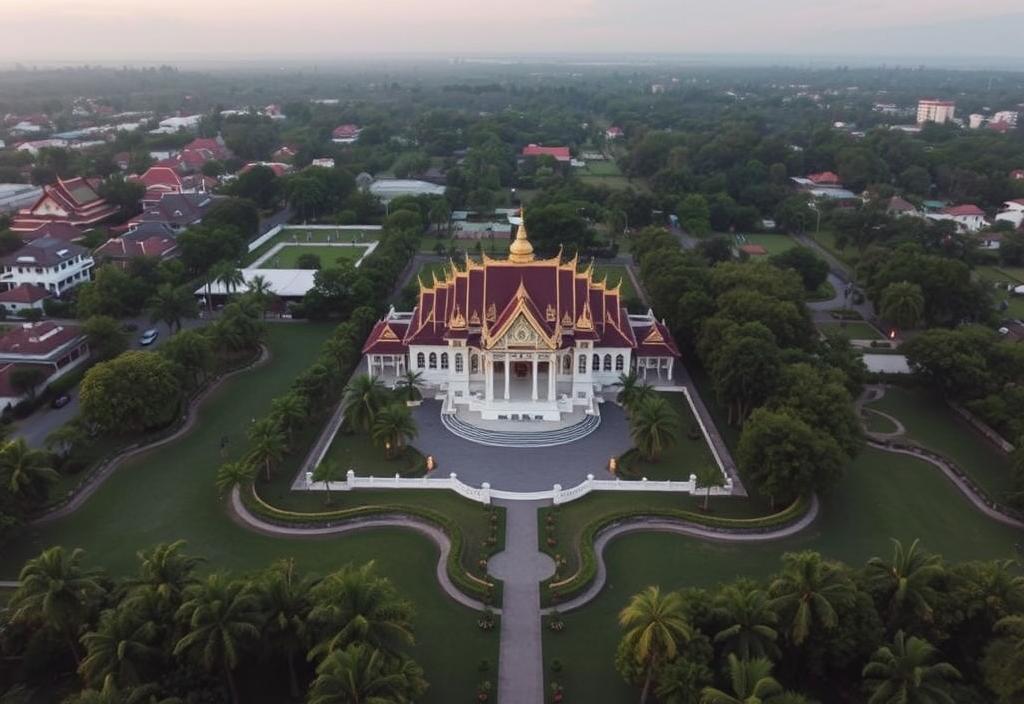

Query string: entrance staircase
440 412 601 448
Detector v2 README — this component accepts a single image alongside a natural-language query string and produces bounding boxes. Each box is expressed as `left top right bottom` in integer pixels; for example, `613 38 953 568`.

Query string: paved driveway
410 401 632 491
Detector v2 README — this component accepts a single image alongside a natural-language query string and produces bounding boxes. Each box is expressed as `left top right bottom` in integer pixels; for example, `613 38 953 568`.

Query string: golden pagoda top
508 211 535 263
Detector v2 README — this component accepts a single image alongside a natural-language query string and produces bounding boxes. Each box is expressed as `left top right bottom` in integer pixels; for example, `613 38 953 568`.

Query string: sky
3 0 1024 66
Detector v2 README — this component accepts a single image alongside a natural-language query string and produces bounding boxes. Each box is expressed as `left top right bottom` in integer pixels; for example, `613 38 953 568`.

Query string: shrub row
542 495 811 605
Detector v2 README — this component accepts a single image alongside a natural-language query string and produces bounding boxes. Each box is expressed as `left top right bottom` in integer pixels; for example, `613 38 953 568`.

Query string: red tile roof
0 363 53 400
22 222 84 244
0 284 50 304
0 322 83 357
521 144 571 161
944 204 985 217
332 124 361 139
95 236 178 261
807 171 841 185
739 244 768 256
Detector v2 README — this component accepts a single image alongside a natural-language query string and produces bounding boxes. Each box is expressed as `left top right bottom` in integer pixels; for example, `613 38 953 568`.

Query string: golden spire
508 209 535 263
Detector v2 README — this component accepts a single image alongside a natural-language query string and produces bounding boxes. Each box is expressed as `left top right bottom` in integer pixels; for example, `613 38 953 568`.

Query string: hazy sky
4 0 1024 64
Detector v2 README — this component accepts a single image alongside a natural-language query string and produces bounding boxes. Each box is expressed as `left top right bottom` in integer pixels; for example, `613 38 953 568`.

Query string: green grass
577 159 639 191
544 446 1023 702
734 233 798 256
317 430 426 479
617 393 719 482
811 229 858 271
862 408 900 434
591 265 636 301
867 386 1015 500
578 160 622 177
259 245 366 269
245 227 378 265
817 321 884 340
0 324 496 704
975 266 1024 318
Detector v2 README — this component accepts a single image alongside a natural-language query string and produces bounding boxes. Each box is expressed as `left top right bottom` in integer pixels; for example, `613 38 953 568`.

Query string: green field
245 227 378 265
734 233 798 256
811 229 859 271
545 445 1022 702
817 320 884 340
0 324 496 704
617 392 719 482
591 265 637 301
975 265 1024 318
258 244 366 269
578 160 638 191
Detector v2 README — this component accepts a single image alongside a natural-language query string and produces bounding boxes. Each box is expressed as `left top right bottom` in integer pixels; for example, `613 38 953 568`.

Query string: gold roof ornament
485 302 497 322
546 303 557 322
576 300 594 330
508 209 535 263
449 304 467 329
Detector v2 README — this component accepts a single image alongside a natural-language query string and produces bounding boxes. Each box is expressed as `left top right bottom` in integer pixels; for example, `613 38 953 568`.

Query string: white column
504 353 510 400
531 354 539 401
548 353 556 400
485 354 493 402
668 358 674 380
367 355 376 379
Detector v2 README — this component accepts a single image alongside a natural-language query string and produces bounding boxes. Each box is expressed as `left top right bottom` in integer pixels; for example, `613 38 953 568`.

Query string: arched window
592 353 600 371
455 354 464 373
615 354 625 371
416 352 425 369
440 352 449 370
428 352 437 369
603 354 612 371
578 355 587 374
471 354 479 373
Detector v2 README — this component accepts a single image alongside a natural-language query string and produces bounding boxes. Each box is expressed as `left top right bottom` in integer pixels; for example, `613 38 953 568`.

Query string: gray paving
487 500 554 704
411 401 631 491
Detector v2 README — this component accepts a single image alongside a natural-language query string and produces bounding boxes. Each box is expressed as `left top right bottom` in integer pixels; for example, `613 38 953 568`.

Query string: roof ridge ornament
508 207 535 263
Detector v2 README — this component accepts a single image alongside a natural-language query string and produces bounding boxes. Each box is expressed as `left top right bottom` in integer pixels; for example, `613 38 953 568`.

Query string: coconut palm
215 460 256 498
713 581 781 661
371 403 418 459
618 586 694 704
694 464 725 511
312 460 346 505
79 608 162 688
128 540 204 609
147 283 197 334
257 559 318 697
10 546 105 664
0 437 59 502
68 675 181 704
617 371 640 408
308 643 427 704
174 574 263 704
629 396 681 462
879 281 925 330
213 261 245 297
862 630 961 704
246 418 287 482
395 370 425 403
270 393 308 442
308 561 415 661
769 551 854 646
245 274 275 318
866 538 944 627
700 654 783 704
341 374 386 433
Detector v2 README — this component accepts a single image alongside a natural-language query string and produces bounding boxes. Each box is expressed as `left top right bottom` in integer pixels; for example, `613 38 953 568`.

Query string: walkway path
228 486 490 612
486 500 554 704
673 366 747 496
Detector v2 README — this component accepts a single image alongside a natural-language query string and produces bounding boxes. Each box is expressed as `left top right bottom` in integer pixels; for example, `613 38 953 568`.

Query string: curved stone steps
440 412 601 447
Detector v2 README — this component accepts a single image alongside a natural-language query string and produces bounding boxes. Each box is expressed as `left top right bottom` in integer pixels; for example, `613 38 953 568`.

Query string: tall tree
341 374 387 434
862 631 960 704
0 437 58 503
307 643 428 704
713 581 781 661
215 460 256 498
865 539 944 629
79 608 161 688
618 586 694 704
629 396 681 462
769 551 854 646
879 281 925 330
699 654 783 704
246 418 287 482
82 315 129 362
257 559 317 697
147 284 197 334
371 403 418 459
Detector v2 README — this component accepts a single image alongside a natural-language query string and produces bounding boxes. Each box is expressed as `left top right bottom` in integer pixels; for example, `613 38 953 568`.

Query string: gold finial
508 209 535 263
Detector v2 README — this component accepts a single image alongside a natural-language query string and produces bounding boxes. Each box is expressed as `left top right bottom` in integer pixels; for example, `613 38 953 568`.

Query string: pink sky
3 0 1023 62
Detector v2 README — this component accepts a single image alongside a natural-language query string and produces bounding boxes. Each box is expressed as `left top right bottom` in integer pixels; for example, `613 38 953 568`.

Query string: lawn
318 429 427 478
259 244 366 269
544 446 1023 702
578 160 638 191
811 229 858 271
817 320 884 340
245 226 378 265
591 265 636 301
975 265 1024 318
616 392 719 482
734 233 798 256
0 323 497 704
867 386 1016 501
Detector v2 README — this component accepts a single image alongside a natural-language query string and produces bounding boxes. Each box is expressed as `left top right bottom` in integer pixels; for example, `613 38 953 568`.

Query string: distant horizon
5 1 1024 70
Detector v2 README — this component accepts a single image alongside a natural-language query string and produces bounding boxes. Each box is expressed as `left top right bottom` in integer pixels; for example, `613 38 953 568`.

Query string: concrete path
487 500 555 704
673 366 746 496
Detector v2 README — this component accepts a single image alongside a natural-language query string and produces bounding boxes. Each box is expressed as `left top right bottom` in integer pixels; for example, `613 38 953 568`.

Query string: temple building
10 178 119 233
362 221 679 423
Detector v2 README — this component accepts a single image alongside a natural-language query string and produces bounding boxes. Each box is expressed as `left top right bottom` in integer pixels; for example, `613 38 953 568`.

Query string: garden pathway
486 500 555 704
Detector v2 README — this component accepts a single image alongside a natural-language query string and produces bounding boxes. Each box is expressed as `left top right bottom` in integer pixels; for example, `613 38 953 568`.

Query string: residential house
94 235 178 267
239 162 291 177
807 171 841 186
521 145 572 163
272 145 298 162
152 115 202 133
0 284 50 316
1011 170 1024 181
132 166 215 208
926 204 989 233
996 199 1024 229
311 158 335 169
331 124 362 144
0 238 94 296
9 178 119 233
21 222 86 244
263 104 287 121
886 196 920 218
605 126 624 139
122 192 219 236
0 322 90 408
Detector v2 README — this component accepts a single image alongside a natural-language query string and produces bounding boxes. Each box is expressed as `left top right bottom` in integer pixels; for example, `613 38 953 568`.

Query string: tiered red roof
9 177 119 233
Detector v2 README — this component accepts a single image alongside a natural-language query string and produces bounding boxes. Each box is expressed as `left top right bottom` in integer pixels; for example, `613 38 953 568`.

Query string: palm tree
866 538 944 628
341 374 386 433
694 464 725 511
629 396 681 462
246 418 287 482
10 547 105 664
257 559 318 697
147 284 197 334
79 608 161 688
879 281 925 330
700 654 783 704
174 574 263 704
618 586 694 704
214 261 245 297
216 460 257 498
68 675 181 704
769 551 854 646
312 460 345 505
713 581 781 661
308 643 427 704
394 370 424 403
245 274 274 317
270 393 308 443
308 562 415 661
0 437 59 503
617 371 640 410
862 630 961 704
371 403 418 459
128 540 204 610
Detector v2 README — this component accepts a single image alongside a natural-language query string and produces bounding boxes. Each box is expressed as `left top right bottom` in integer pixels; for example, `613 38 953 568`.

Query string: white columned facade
485 353 493 401
503 353 510 400
548 352 556 400
531 355 539 401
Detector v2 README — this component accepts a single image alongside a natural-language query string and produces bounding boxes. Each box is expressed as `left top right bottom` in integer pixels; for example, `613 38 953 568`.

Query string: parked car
139 329 159 346
51 393 71 409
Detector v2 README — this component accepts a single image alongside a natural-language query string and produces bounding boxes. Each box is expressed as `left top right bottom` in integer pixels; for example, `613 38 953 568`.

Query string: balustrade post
553 483 562 505
305 471 313 489
481 481 491 505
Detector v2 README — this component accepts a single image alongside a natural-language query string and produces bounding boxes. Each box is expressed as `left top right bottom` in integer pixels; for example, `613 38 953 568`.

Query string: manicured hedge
242 485 502 605
542 495 811 606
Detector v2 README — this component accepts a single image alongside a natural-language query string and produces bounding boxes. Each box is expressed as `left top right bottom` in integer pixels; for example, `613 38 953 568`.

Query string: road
11 317 209 449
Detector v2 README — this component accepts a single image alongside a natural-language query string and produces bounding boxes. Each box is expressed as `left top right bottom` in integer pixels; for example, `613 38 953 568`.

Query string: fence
247 224 383 254
301 469 734 506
